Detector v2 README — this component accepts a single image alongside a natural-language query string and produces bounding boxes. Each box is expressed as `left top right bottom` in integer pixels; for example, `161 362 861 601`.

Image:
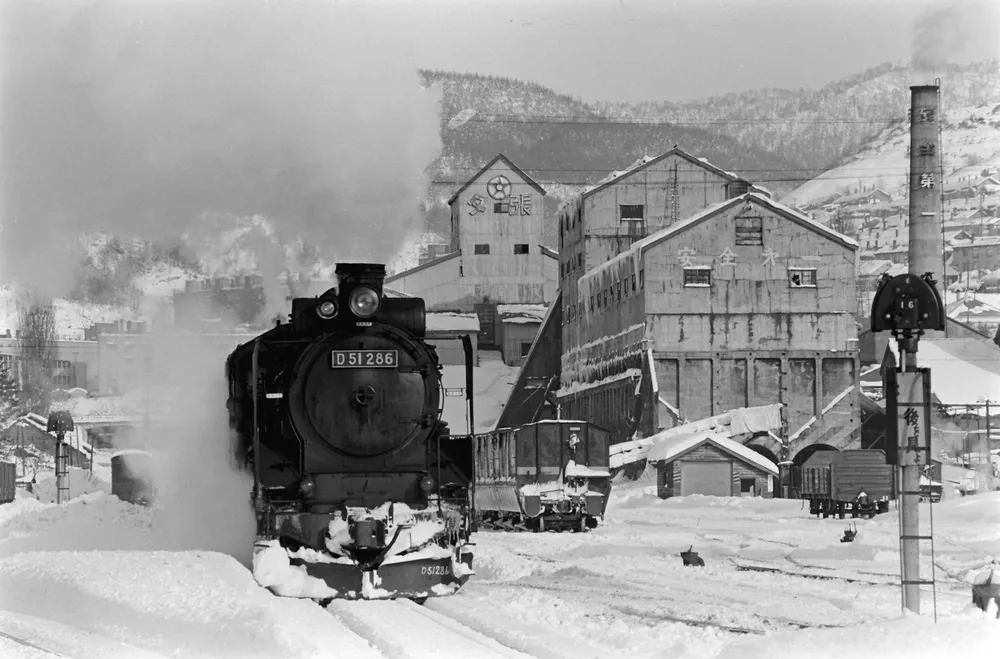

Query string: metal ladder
895 464 939 621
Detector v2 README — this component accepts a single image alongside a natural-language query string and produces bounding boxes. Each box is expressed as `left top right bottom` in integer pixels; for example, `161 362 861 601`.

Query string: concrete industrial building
385 154 558 354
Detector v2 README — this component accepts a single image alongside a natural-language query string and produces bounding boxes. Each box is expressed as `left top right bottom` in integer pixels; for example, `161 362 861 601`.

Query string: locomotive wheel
537 516 545 533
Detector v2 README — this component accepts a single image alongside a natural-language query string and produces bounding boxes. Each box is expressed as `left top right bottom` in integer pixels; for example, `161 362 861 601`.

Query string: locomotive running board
285 554 474 601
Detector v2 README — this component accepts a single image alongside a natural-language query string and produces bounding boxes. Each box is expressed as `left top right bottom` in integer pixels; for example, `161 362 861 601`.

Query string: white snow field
1 484 998 658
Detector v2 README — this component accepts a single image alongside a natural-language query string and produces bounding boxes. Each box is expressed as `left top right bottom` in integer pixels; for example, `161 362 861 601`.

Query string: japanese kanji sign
895 370 931 468
677 247 698 267
919 173 935 189
718 247 738 266
467 193 486 216
761 247 778 266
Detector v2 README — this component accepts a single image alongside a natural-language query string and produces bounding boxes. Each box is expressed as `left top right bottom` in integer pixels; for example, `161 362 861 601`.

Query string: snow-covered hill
783 103 1000 208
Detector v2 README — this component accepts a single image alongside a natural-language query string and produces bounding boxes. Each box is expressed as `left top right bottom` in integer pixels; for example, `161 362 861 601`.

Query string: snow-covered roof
497 304 548 324
425 312 480 333
645 430 778 475
439 351 519 434
886 338 1000 407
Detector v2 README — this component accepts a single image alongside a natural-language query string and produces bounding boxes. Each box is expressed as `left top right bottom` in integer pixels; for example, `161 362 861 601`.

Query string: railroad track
325 599 533 659
0 629 68 658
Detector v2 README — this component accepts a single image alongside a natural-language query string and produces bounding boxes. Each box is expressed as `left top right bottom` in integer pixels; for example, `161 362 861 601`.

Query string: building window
589 295 594 312
617 280 622 301
632 274 637 291
740 478 757 496
789 268 817 288
514 244 529 255
474 244 490 255
577 253 582 268
683 268 711 287
620 205 644 222
639 269 645 289
735 215 764 246
520 342 532 357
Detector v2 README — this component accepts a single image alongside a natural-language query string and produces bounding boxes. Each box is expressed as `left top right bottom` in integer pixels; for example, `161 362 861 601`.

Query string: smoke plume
910 0 997 76
1 0 443 298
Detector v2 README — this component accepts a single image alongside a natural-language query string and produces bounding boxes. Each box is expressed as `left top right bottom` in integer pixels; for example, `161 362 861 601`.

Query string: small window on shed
520 342 532 357
514 244 529 255
740 478 757 496
474 244 490 255
632 273 637 291
789 268 818 288
683 268 711 287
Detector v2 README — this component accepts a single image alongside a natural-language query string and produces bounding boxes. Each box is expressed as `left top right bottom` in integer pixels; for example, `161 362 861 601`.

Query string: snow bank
0 550 382 659
716 611 1000 658
30 467 110 504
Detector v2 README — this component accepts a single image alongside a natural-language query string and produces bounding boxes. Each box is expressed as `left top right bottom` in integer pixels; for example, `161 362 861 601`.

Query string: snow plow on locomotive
475 419 612 532
226 263 476 603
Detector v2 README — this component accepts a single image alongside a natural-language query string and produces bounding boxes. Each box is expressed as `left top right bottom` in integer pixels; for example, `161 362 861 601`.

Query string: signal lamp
299 475 316 497
348 286 381 318
316 299 338 320
419 475 436 494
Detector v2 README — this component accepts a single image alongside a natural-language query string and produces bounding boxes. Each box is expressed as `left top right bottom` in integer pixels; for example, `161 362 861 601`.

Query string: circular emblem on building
486 175 512 200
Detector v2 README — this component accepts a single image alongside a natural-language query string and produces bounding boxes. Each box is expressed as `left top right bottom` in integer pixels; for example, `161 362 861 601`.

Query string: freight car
226 263 475 604
475 419 612 532
798 449 893 519
110 450 156 506
0 461 16 505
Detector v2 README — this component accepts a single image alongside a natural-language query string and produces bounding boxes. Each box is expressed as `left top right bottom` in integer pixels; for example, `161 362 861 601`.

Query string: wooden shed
647 431 778 499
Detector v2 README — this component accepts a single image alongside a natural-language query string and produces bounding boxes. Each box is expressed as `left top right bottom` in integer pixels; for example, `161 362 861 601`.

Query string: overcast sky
382 0 999 103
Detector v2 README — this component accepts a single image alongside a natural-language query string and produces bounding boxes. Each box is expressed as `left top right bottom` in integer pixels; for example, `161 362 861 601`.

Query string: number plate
330 350 397 368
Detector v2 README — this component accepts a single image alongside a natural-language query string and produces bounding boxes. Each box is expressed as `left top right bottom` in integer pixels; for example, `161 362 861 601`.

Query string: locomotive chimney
907 84 943 282
335 262 387 297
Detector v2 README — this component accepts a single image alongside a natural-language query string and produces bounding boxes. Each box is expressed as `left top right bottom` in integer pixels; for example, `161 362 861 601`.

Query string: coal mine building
558 185 862 467
385 154 558 360
646 430 779 499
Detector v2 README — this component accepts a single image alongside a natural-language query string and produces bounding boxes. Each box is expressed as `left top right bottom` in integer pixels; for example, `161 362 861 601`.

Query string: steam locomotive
226 263 476 603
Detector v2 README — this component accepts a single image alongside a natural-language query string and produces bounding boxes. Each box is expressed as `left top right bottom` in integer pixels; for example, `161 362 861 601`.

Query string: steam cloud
1 0 443 298
0 0 443 565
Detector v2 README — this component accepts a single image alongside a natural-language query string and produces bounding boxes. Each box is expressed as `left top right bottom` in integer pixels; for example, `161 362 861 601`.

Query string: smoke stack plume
907 86 942 282
1 0 443 299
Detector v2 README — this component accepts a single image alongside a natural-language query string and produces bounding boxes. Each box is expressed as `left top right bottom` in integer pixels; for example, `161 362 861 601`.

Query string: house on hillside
384 154 558 355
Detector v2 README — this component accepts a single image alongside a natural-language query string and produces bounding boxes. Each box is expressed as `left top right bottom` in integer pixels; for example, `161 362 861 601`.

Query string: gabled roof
577 192 859 292
645 430 778 475
580 147 743 201
446 153 546 205
385 251 460 284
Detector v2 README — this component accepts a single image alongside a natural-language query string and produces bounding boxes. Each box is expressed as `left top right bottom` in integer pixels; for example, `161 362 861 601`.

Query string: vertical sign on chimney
907 86 942 280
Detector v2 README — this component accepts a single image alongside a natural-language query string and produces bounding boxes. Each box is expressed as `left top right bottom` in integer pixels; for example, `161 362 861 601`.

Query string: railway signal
870 271 944 618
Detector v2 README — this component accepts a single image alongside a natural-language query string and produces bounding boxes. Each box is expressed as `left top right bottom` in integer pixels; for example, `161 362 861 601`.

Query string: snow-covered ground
1 479 998 658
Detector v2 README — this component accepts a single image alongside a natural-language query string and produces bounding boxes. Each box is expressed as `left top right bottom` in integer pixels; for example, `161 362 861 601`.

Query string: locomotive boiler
226 263 476 603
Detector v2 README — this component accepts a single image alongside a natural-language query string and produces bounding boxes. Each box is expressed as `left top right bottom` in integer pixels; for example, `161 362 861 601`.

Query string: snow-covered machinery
474 419 612 532
226 263 476 603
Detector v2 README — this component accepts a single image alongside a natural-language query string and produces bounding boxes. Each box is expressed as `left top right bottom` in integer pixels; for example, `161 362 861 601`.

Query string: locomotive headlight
419 475 436 494
316 299 338 320
299 475 316 497
348 286 381 318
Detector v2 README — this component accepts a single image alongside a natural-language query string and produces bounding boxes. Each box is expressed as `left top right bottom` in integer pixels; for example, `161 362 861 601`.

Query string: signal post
871 273 944 615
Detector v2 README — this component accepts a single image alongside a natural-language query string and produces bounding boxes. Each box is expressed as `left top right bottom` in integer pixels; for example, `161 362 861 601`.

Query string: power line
445 115 905 127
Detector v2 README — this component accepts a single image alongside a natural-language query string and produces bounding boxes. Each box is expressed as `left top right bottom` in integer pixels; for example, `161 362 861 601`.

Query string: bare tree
16 298 57 415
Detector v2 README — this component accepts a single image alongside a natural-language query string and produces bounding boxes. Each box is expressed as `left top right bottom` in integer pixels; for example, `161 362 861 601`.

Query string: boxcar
111 450 156 506
799 449 893 518
475 419 612 532
0 462 16 505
